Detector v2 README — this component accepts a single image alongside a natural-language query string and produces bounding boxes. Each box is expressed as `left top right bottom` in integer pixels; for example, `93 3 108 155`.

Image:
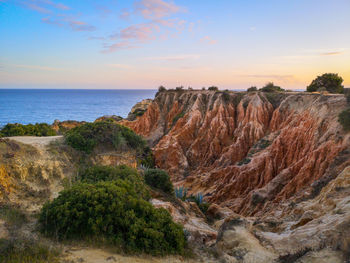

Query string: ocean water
0 89 157 127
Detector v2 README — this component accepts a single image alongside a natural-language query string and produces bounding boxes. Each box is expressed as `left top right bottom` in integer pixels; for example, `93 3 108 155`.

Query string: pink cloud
134 0 183 19
20 0 69 13
104 0 187 53
120 22 159 41
102 41 139 53
69 20 96 32
200 36 217 45
41 17 64 26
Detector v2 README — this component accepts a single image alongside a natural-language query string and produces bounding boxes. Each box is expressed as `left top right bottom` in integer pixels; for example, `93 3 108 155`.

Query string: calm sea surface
0 89 157 127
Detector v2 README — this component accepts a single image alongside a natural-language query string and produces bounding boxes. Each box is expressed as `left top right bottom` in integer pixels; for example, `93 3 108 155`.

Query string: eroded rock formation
123 90 350 215
122 89 350 261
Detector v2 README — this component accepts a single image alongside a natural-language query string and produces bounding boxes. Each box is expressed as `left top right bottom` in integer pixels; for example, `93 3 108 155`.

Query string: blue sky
0 0 349 89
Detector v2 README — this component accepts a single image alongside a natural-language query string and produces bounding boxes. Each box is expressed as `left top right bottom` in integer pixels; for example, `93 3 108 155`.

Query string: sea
0 89 157 128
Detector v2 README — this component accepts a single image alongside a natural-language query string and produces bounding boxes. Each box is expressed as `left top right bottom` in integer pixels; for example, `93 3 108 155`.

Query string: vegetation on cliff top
39 165 186 255
0 123 56 137
307 73 344 93
64 121 154 167
259 82 285 92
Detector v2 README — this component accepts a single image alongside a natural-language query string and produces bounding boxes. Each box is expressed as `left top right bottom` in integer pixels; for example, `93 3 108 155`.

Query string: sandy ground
64 248 199 263
6 136 63 149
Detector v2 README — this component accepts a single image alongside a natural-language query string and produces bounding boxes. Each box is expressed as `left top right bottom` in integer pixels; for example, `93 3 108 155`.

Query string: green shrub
339 108 350 131
0 123 56 137
221 91 230 103
208 86 219 91
39 180 185 255
144 169 174 195
307 73 344 94
158 86 166 92
0 239 61 263
79 165 150 200
175 86 184 91
260 82 284 92
0 205 27 228
247 86 257 92
65 122 145 154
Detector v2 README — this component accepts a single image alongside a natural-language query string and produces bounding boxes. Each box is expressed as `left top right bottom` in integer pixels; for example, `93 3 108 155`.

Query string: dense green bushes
39 179 185 255
0 123 56 137
65 122 145 154
144 169 174 194
247 86 257 92
259 82 284 92
339 108 350 131
79 165 150 200
307 73 344 93
208 86 219 91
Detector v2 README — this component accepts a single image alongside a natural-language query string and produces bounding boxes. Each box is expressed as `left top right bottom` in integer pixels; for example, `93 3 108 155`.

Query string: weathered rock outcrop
123 90 349 215
0 136 138 208
122 89 350 261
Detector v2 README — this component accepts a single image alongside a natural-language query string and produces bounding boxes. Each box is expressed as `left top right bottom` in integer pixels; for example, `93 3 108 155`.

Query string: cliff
122 90 350 216
121 90 350 261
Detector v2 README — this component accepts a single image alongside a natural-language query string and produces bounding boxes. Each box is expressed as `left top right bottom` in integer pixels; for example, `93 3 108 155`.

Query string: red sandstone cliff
122 90 350 216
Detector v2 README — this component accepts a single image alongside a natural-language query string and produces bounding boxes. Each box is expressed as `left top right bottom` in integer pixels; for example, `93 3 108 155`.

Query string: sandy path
6 136 63 149
64 248 199 263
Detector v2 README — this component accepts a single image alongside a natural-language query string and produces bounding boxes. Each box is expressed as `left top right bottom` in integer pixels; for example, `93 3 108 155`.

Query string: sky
0 0 349 90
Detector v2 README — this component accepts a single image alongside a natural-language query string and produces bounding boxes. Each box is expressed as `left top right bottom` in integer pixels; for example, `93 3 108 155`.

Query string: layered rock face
123 90 350 216
0 137 138 209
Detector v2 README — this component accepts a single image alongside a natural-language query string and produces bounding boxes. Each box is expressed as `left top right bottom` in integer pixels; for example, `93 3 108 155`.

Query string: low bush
175 86 184 91
0 239 61 263
158 86 166 92
65 122 142 153
208 86 219 91
339 108 350 131
0 204 27 228
39 180 185 255
259 82 284 92
247 86 257 92
307 73 344 94
0 123 56 137
79 165 150 200
144 169 174 195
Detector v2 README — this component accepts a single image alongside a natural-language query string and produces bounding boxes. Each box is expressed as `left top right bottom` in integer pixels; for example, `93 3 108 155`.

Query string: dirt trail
64 248 199 263
6 136 63 149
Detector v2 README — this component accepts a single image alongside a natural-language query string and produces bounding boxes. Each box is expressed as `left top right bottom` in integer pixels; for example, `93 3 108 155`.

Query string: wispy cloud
19 0 69 13
102 41 139 53
200 35 217 45
320 51 344 56
134 0 184 19
41 15 96 32
104 0 186 53
281 48 346 60
88 36 105 40
18 0 95 32
239 74 296 82
14 64 63 71
69 20 96 32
